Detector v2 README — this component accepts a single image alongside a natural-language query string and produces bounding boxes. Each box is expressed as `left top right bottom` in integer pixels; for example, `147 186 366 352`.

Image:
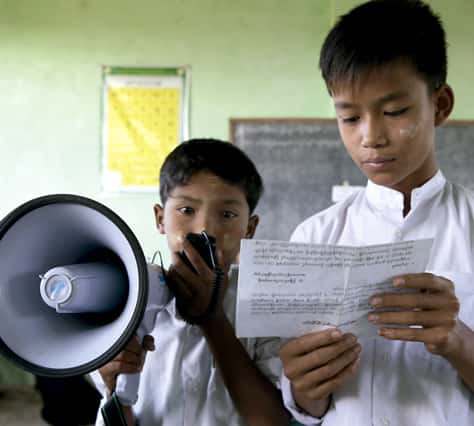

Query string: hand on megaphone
166 234 229 325
98 334 155 396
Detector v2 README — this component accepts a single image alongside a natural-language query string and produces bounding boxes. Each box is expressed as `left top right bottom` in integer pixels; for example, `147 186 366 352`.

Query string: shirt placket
182 325 203 426
371 341 394 426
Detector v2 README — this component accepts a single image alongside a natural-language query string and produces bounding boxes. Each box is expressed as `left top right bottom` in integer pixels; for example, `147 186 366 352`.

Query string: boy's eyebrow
334 91 410 110
168 195 244 206
169 195 201 203
222 199 245 207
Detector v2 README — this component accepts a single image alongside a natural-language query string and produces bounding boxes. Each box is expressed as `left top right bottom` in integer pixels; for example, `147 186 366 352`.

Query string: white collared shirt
91 265 282 426
282 170 474 426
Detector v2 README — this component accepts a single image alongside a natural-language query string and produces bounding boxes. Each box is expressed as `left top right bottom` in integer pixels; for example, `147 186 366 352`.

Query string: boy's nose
195 216 217 238
361 117 387 148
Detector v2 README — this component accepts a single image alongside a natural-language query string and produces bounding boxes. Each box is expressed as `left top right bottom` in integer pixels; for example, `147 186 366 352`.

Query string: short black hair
319 0 447 93
159 138 263 214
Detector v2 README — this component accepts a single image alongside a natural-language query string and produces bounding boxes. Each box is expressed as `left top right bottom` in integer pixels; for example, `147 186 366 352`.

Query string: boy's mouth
361 157 396 170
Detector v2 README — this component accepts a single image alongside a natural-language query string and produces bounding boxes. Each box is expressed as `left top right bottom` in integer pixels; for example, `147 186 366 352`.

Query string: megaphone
0 194 171 421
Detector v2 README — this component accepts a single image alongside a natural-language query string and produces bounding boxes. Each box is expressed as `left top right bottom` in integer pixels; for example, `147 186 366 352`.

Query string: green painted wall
0 0 473 383
1 0 472 259
0 0 332 263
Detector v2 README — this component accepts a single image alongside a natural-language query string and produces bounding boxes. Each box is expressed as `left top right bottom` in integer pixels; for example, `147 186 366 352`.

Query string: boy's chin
361 169 400 188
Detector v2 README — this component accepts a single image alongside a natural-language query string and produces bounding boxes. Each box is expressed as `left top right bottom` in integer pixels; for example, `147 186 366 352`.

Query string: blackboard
230 118 474 241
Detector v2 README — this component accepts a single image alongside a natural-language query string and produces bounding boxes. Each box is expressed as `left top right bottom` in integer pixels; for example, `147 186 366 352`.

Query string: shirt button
380 417 390 426
394 230 402 240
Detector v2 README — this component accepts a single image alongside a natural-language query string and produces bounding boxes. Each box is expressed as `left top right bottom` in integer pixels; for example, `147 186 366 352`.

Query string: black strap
101 391 128 426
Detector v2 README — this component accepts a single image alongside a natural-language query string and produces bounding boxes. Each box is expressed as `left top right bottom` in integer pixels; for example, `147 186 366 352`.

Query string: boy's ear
245 214 259 239
434 84 454 127
153 204 166 234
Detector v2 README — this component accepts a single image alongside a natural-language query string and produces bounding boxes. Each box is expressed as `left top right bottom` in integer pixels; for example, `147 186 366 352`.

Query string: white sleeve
280 372 323 425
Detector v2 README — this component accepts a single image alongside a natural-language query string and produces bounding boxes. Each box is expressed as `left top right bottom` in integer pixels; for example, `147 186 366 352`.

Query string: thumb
142 335 156 352
216 249 231 274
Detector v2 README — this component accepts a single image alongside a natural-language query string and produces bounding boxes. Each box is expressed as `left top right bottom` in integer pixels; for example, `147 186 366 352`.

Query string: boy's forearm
445 320 474 391
200 314 291 426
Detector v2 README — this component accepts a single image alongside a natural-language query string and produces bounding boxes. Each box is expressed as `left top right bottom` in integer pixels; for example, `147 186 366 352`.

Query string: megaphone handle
101 391 128 426
104 263 169 421
103 334 144 426
103 310 155 424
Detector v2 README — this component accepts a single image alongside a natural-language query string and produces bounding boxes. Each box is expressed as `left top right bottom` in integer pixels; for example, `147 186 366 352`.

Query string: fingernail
393 277 405 287
331 329 342 339
352 357 361 370
370 297 382 307
378 328 393 337
368 314 379 322
345 335 356 344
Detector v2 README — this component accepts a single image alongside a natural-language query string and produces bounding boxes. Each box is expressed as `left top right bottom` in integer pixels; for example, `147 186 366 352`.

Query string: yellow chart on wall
102 67 189 192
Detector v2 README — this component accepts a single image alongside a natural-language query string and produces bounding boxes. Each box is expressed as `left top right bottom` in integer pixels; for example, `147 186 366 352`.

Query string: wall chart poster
101 66 190 192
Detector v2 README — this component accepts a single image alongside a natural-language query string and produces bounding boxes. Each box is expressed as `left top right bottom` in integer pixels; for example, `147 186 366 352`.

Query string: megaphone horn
0 194 149 377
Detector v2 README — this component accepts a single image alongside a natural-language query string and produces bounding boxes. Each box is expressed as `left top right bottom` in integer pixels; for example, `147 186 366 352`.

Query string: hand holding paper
279 328 361 416
368 272 461 354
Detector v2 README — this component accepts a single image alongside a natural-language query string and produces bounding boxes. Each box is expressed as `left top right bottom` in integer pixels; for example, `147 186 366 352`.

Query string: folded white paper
236 238 433 338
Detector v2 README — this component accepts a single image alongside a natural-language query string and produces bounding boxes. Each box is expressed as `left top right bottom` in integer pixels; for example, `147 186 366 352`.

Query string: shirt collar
365 170 446 212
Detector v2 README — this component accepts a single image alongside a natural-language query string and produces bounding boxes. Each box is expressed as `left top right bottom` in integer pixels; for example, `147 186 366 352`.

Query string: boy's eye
340 115 360 124
384 107 410 117
223 210 238 219
178 206 194 215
